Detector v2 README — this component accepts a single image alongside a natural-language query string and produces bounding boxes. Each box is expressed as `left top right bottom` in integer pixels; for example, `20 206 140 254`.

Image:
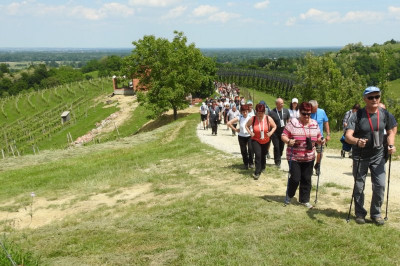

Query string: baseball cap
247 100 253 104
292 98 298 103
363 86 380 96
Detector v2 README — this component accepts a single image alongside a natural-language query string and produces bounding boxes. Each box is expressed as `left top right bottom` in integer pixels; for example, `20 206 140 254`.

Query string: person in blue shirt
309 100 331 175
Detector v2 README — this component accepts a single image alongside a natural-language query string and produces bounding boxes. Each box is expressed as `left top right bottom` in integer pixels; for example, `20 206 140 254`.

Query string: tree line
0 55 123 97
1 37 399 125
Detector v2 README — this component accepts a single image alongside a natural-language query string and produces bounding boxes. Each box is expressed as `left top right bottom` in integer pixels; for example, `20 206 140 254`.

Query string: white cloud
162 6 187 19
128 0 180 7
292 8 384 25
286 17 296 26
208 11 240 23
1 1 134 20
341 11 383 23
68 3 135 20
193 5 219 17
388 6 400 19
254 0 270 9
299 8 340 23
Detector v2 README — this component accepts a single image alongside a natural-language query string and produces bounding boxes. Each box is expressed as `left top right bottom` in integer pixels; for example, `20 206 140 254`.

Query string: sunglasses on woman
301 112 311 116
367 95 380 100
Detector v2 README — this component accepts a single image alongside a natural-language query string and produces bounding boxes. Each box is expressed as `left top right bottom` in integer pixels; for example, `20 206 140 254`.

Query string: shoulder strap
356 109 363 124
252 116 256 128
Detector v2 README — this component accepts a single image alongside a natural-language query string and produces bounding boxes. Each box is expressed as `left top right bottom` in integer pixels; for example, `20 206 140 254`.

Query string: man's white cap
292 98 298 103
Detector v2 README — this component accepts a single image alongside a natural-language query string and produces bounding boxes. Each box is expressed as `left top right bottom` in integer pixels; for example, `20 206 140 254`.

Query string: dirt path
196 120 400 225
74 95 138 145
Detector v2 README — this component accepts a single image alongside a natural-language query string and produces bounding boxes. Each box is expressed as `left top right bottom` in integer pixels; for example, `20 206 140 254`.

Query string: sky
0 0 399 48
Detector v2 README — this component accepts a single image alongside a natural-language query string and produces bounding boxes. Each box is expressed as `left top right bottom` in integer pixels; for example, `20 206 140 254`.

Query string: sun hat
363 86 380 96
292 98 298 103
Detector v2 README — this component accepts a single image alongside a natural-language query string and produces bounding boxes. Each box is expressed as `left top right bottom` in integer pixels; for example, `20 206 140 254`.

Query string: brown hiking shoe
371 217 384 226
355 216 365 224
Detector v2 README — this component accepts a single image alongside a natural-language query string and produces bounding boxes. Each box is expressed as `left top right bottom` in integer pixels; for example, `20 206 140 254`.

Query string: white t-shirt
238 115 251 137
200 105 208 115
289 109 299 120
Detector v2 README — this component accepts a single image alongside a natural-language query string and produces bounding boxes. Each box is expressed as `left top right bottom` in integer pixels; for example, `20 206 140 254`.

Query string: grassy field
0 78 118 156
1 110 400 265
387 78 400 100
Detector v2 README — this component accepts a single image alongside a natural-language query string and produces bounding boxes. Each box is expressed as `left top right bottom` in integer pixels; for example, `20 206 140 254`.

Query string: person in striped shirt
281 102 325 209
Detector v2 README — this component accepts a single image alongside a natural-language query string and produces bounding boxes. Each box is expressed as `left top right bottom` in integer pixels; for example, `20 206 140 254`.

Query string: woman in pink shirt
246 104 277 180
281 102 325 208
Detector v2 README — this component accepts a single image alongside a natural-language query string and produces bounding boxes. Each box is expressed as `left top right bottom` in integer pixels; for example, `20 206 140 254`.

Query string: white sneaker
302 202 313 209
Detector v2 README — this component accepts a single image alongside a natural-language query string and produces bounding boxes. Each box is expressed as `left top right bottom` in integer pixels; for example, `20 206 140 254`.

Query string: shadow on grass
227 163 256 179
259 195 300 206
306 207 349 221
136 112 193 133
260 195 351 222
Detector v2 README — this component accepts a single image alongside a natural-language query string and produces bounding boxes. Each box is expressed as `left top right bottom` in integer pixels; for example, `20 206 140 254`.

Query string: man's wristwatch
389 145 394 148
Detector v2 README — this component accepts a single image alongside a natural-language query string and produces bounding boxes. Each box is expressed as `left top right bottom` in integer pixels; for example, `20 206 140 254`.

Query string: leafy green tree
0 77 12 96
0 63 10 74
294 53 365 129
123 31 216 120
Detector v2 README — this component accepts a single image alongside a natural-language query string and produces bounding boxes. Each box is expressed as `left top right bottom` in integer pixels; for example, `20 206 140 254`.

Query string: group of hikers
199 85 397 226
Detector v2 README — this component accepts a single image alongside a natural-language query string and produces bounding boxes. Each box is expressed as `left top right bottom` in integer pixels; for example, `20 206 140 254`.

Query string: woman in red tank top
245 104 277 180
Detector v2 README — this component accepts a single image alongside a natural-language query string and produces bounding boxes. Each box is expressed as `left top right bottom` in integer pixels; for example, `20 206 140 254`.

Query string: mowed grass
1 112 400 265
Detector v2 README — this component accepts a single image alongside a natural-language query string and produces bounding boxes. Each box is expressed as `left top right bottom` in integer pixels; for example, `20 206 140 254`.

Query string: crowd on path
199 83 398 226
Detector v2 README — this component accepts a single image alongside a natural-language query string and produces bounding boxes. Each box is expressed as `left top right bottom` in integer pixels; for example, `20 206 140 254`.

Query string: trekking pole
284 142 294 206
384 154 392 221
346 147 363 223
314 138 324 205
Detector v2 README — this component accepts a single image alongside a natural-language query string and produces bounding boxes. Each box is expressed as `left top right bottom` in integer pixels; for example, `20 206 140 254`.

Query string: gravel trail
196 121 400 225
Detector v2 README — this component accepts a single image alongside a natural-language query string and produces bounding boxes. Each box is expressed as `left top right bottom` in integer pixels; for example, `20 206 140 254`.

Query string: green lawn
1 112 400 265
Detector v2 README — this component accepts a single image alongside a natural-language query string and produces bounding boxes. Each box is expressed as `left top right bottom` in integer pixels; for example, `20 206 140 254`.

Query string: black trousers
251 140 268 175
287 160 314 203
210 119 218 134
238 135 254 166
271 127 285 165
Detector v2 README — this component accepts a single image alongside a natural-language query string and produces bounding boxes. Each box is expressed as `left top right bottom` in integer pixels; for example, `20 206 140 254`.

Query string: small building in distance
61 111 70 124
113 75 136 95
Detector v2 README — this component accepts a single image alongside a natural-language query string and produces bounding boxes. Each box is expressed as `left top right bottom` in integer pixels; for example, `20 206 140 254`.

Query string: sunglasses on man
367 95 380 100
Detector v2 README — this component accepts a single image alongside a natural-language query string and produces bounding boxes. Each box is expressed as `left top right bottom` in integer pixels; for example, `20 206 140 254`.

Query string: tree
294 54 365 130
0 63 10 74
123 31 216 120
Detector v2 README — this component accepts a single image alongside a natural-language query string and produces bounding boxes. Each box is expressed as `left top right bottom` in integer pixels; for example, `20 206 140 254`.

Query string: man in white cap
345 86 396 226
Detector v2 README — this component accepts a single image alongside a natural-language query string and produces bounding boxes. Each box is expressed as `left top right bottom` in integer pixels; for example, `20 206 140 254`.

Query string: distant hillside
0 78 118 157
